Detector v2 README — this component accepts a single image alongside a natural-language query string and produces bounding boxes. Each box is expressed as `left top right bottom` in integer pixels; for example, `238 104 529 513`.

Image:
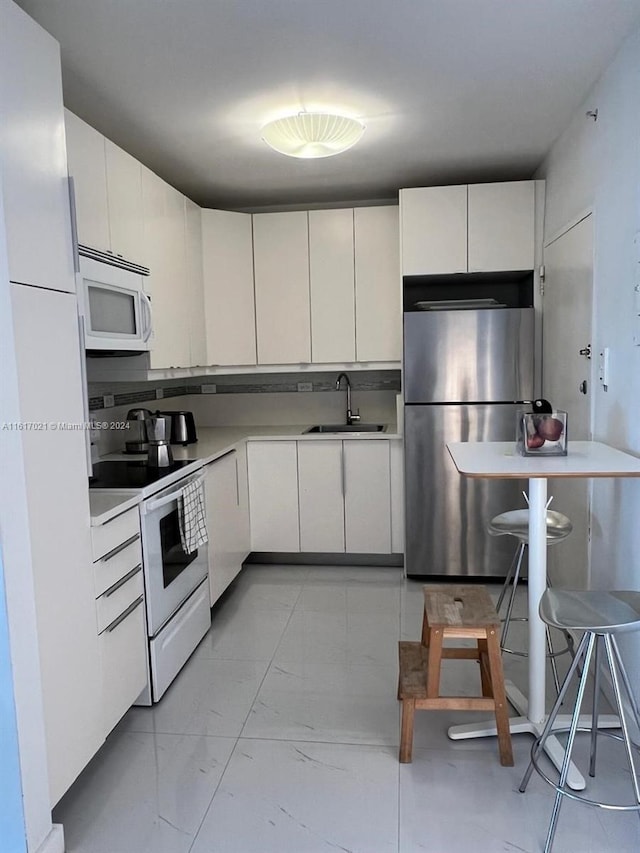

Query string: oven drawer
91 507 140 562
96 567 145 634
99 596 148 735
149 578 210 702
93 536 142 598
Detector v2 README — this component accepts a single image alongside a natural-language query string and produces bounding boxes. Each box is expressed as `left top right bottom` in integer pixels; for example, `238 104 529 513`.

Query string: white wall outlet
201 384 217 394
103 394 114 408
155 388 164 399
297 382 313 392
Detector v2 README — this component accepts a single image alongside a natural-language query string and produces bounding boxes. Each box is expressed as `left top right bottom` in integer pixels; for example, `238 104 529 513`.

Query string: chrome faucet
335 372 360 425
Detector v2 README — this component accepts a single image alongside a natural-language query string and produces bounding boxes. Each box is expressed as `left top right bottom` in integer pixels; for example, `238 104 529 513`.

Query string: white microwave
78 255 153 353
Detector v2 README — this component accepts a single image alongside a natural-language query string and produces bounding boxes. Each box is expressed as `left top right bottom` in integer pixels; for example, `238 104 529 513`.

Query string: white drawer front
149 579 210 702
91 507 140 561
96 568 145 634
93 537 142 598
99 597 148 736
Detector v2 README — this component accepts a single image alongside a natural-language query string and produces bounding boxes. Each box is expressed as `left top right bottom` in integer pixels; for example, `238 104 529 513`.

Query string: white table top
447 441 640 479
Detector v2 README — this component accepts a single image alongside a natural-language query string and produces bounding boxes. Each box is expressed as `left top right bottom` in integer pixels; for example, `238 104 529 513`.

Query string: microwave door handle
141 290 153 342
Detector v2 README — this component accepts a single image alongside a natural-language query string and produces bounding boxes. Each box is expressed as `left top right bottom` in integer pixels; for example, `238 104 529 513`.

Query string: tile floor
53 566 640 853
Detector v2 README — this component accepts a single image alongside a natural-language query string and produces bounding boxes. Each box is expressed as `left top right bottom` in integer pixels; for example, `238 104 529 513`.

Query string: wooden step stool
398 584 513 766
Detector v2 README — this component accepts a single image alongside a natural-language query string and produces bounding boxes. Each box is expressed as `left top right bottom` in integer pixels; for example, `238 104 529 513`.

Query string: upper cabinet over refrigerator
400 181 535 276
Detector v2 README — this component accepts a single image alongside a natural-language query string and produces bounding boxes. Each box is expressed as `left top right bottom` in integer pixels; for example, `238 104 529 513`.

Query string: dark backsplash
89 370 401 411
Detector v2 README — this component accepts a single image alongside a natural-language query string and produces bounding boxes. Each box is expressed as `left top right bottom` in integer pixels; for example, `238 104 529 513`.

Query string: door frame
542 208 596 587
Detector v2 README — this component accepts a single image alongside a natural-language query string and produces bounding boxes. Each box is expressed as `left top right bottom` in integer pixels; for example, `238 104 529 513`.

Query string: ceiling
15 0 640 210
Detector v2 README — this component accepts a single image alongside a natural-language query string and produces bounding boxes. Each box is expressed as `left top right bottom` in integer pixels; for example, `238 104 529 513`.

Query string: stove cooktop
89 459 194 490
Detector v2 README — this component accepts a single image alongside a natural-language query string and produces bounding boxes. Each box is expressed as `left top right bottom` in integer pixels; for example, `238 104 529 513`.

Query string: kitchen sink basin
304 424 385 433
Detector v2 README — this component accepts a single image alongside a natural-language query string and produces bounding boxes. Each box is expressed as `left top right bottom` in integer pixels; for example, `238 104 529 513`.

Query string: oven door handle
141 476 203 514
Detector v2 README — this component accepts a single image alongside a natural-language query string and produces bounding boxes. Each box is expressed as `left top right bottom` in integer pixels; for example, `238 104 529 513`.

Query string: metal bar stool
488 507 574 694
519 589 640 853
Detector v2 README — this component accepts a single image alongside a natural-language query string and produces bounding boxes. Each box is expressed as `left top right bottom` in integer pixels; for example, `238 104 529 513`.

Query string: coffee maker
125 408 152 454
145 413 173 467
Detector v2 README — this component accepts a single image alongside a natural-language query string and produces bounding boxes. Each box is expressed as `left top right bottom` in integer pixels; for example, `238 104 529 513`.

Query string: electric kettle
160 410 198 445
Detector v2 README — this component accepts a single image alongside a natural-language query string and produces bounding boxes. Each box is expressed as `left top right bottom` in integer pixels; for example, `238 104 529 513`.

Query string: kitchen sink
304 424 385 433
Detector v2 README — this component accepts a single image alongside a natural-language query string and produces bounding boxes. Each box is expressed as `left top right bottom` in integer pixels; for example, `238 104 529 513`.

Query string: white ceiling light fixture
261 112 365 158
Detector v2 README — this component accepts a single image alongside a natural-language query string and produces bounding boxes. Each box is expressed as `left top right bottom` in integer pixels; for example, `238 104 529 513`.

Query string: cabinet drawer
99 596 148 735
91 507 140 561
93 536 142 598
96 567 145 634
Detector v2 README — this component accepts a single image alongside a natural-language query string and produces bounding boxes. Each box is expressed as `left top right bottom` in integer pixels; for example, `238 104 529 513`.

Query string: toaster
159 410 198 445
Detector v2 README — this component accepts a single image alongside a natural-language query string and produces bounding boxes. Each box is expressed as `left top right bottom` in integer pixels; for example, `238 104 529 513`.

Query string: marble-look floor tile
242 660 401 745
53 730 235 853
400 743 640 853
194 607 292 660
274 609 400 666
303 565 403 583
297 580 401 614
190 739 399 853
118 657 269 737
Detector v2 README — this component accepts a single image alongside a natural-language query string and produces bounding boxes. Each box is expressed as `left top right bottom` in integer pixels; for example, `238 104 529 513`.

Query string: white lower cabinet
100 596 147 736
298 440 345 552
91 507 148 739
247 441 300 552
343 440 391 553
205 447 250 606
389 440 405 554
249 438 394 555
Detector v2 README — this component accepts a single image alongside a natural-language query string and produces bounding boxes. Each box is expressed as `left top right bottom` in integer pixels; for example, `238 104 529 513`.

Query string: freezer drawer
403 307 534 403
404 404 527 578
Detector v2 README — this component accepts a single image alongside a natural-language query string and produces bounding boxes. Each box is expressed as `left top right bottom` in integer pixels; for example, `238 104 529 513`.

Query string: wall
0 551 26 853
536 26 640 709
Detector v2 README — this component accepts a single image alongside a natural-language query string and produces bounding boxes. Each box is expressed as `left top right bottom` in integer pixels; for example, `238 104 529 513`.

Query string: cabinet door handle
341 443 345 497
104 596 144 633
101 533 140 562
104 564 142 597
235 457 240 506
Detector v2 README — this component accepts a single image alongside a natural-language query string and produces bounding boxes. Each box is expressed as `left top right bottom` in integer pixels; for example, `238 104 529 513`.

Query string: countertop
88 489 142 526
90 420 400 525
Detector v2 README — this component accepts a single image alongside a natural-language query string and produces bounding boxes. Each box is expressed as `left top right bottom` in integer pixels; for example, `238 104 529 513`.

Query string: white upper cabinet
400 181 535 275
467 181 535 272
202 209 257 366
253 211 311 365
65 111 146 266
354 206 401 361
65 109 110 255
104 139 145 265
309 208 355 363
185 198 207 367
1 3 75 292
400 185 467 276
142 167 190 369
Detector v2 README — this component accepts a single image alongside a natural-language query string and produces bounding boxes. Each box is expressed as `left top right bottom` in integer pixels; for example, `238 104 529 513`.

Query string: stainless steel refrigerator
404 306 534 578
